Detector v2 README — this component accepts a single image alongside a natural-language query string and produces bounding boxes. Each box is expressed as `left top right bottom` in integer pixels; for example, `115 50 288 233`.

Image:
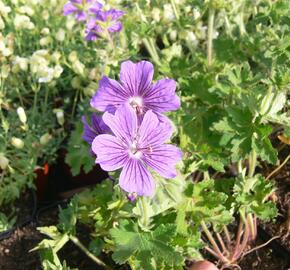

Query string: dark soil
0 195 104 270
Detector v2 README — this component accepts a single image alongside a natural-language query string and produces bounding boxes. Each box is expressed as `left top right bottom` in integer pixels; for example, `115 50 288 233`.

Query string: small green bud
40 133 52 145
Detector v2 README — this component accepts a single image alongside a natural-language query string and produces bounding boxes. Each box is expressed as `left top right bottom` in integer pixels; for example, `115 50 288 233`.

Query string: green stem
248 149 256 178
71 88 79 120
140 196 150 229
207 7 215 67
237 160 243 175
170 0 180 20
142 38 161 66
69 235 112 270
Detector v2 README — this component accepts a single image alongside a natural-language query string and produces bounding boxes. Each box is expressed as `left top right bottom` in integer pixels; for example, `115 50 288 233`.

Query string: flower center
129 96 143 115
129 141 142 159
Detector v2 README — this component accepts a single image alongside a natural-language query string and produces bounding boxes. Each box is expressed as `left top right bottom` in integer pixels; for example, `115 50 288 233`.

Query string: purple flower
85 9 125 41
63 0 103 21
90 61 180 119
82 113 110 145
92 105 182 196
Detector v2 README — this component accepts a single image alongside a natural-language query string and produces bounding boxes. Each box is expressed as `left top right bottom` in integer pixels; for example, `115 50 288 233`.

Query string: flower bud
71 76 81 89
53 65 63 78
53 109 64 126
68 51 78 62
40 133 52 145
41 27 50 35
152 8 160 22
0 153 9 170
42 10 49 20
72 60 85 76
11 137 24 149
13 56 28 72
169 30 177 41
17 107 27 123
40 36 53 46
56 28 66 41
66 17 75 31
1 65 10 78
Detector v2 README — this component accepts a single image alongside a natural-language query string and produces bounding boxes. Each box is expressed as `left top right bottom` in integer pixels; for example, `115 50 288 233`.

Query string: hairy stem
223 225 232 247
230 217 244 262
142 38 161 66
201 221 228 263
69 235 111 270
248 149 257 178
207 7 215 67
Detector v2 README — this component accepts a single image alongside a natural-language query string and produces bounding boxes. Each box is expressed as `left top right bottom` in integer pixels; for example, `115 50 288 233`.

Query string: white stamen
129 96 143 114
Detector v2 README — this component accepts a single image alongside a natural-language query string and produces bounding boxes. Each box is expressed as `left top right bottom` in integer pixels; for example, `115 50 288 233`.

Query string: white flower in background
38 67 54 83
184 5 191 13
51 51 61 62
199 25 207 39
152 8 161 22
14 14 35 30
17 107 27 124
53 65 63 78
193 8 201 20
0 153 9 170
11 137 24 149
66 17 75 31
163 4 175 21
0 1 11 17
186 31 198 47
13 56 29 71
169 30 177 41
30 50 49 74
56 28 66 41
213 30 219 39
18 5 34 16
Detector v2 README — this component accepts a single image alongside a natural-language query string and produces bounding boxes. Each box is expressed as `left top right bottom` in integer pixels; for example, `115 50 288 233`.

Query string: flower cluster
63 0 124 41
83 60 182 196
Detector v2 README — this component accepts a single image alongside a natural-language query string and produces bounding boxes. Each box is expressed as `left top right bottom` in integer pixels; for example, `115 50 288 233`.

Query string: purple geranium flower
85 9 125 41
90 61 180 120
63 0 102 21
92 104 182 196
82 113 110 145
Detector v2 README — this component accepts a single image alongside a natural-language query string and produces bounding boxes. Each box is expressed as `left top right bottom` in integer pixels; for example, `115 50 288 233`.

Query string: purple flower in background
63 0 103 21
82 113 110 145
92 105 182 196
90 61 180 119
85 9 125 41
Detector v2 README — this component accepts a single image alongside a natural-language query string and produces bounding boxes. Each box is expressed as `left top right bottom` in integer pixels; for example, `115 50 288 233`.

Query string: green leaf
110 220 183 269
65 121 94 176
233 175 278 221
